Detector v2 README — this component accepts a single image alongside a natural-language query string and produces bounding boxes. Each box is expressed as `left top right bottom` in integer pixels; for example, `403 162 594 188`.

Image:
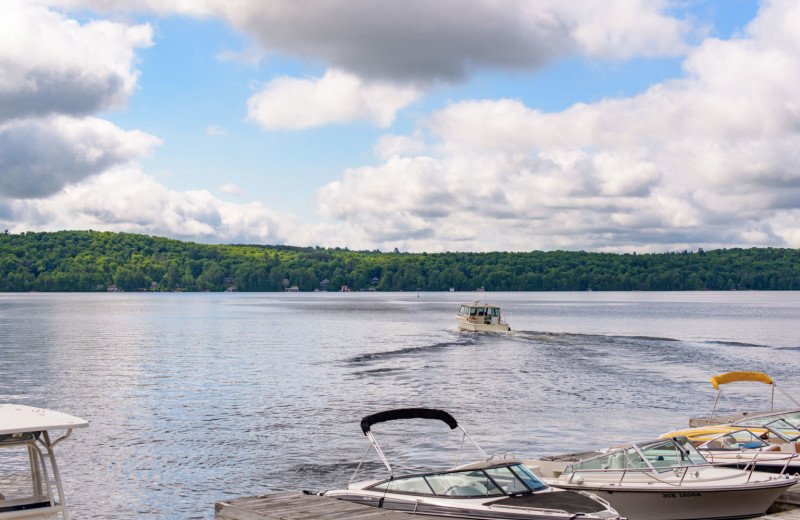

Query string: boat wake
345 338 477 365
509 330 680 344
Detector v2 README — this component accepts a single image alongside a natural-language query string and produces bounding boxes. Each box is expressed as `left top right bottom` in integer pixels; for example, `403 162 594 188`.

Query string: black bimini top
360 408 458 435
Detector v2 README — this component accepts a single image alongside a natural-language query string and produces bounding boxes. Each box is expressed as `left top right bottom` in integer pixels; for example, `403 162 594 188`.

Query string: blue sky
2 0 799 252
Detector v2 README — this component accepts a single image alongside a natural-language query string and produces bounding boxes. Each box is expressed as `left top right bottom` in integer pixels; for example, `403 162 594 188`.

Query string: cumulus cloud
2 167 297 244
246 69 421 130
0 1 152 122
374 131 427 160
314 0 800 252
0 116 162 199
219 182 245 196
46 0 687 84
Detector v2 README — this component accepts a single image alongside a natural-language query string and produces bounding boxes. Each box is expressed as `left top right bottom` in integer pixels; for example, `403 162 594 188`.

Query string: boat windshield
367 463 546 497
564 437 707 474
699 430 768 450
638 437 706 467
765 419 800 442
735 411 800 428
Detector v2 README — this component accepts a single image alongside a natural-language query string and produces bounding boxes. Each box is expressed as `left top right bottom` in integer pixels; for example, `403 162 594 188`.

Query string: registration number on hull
662 492 702 498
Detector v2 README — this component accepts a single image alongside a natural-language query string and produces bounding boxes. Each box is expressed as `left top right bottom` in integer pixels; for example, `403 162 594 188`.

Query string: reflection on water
1 291 799 519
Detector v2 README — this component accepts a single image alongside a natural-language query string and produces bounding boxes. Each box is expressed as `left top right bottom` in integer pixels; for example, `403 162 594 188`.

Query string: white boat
321 408 620 519
0 404 87 520
539 436 797 520
457 301 510 332
686 428 800 474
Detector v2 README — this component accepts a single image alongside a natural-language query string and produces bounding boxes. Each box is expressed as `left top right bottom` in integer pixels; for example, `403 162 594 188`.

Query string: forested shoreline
1 230 799 292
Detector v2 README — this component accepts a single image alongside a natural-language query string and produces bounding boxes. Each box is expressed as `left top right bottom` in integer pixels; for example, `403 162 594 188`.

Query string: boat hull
550 480 794 520
324 489 619 519
456 317 510 332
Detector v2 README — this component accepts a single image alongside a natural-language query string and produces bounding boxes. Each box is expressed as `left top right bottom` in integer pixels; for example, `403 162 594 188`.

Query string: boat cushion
490 491 607 513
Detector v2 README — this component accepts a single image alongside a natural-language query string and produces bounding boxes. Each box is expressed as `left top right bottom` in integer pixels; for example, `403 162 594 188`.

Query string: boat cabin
457 302 509 332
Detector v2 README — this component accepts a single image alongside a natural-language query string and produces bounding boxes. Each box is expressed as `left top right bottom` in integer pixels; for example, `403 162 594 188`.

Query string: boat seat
447 486 484 496
0 496 52 513
608 453 626 469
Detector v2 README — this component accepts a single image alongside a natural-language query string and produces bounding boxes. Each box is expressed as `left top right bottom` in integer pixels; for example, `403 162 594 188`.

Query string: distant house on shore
107 285 119 292
286 286 299 292
340 285 351 292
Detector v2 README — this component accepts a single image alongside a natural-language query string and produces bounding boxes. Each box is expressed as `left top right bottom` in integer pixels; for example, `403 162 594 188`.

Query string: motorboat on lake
536 435 797 520
321 408 620 519
457 302 510 332
0 404 88 520
689 371 800 427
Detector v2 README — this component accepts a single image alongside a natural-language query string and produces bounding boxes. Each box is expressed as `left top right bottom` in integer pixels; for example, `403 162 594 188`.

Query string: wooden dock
216 486 800 520
215 492 440 520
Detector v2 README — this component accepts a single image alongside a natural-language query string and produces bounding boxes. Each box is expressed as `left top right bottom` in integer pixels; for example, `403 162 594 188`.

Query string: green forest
1 230 799 292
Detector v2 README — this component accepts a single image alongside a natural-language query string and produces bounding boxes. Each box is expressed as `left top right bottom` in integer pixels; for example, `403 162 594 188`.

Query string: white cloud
45 0 687 84
206 124 227 136
0 116 162 198
313 0 800 252
374 131 426 160
2 166 297 244
0 1 152 122
246 69 421 130
219 182 245 196
559 0 688 59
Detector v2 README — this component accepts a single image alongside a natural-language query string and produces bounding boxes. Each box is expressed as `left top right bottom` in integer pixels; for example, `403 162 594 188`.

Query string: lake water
1 291 799 519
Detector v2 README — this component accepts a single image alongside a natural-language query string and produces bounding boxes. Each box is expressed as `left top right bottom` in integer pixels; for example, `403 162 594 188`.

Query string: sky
1 0 799 253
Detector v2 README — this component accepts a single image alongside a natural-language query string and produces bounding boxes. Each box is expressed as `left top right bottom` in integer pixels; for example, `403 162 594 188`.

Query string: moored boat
672 427 800 473
0 404 88 520
457 301 510 332
538 435 797 520
321 408 620 519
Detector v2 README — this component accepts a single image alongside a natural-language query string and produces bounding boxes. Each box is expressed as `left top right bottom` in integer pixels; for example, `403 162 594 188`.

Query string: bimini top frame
707 372 800 425
0 404 88 520
350 408 488 486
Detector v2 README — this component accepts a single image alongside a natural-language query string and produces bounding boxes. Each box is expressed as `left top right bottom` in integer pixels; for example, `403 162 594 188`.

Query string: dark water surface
1 291 799 519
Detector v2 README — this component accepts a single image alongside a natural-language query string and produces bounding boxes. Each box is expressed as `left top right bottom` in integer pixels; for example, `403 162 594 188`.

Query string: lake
1 291 799 519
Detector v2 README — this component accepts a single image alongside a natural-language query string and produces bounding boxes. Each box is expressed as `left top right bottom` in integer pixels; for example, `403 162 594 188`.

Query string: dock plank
215 492 440 520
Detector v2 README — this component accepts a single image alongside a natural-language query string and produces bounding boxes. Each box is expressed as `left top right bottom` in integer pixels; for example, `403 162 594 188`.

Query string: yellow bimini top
710 371 773 390
705 371 799 425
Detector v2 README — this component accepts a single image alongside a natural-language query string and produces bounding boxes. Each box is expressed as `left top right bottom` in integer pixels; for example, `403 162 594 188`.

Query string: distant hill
1 230 798 292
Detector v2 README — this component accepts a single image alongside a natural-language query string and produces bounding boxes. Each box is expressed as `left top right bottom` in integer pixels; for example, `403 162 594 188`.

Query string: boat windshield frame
764 419 800 443
733 410 800 428
365 462 548 498
697 429 769 451
563 436 710 475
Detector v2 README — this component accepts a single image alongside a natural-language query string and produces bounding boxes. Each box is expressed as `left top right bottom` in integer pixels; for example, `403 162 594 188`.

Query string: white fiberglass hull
548 476 795 520
457 317 510 332
323 487 620 520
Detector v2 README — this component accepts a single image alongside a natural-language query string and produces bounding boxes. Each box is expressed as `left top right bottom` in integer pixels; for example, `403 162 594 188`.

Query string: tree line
1 230 799 292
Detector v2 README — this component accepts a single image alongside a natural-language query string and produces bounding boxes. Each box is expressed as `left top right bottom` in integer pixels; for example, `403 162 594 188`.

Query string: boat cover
711 371 772 390
490 490 607 513
360 408 458 434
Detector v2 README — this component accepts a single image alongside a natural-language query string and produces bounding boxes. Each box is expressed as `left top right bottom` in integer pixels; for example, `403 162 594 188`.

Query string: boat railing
736 451 798 480
565 459 790 487
566 465 690 487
